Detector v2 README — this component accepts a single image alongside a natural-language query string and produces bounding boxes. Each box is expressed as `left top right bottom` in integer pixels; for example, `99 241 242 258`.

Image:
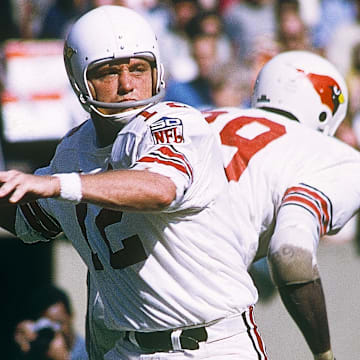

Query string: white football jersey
204 107 360 266
15 101 258 331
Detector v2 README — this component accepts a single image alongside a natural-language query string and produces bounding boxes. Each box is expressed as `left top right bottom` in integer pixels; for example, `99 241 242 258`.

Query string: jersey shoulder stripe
281 183 333 235
137 145 193 181
19 201 62 239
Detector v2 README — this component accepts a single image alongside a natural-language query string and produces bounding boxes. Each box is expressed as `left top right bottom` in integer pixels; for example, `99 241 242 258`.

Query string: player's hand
14 320 36 352
0 170 60 204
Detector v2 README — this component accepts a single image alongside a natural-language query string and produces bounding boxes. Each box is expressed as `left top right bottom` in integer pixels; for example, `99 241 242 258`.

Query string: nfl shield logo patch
150 117 184 144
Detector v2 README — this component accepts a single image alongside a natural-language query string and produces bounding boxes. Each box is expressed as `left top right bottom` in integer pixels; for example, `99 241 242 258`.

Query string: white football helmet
251 51 348 136
64 5 165 124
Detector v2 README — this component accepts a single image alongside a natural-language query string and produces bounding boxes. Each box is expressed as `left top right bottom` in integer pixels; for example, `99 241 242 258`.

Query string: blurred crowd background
1 0 360 358
2 0 360 167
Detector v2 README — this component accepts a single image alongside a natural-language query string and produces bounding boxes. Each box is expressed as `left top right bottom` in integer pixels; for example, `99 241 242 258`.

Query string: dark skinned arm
278 278 335 360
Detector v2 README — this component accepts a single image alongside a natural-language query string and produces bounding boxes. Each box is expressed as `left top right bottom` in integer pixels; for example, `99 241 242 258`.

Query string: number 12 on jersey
76 203 147 270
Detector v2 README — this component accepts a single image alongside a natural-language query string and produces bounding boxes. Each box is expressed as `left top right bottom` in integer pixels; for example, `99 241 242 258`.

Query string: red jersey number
204 111 286 181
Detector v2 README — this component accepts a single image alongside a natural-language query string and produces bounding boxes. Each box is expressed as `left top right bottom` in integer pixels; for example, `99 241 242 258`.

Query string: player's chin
98 106 135 115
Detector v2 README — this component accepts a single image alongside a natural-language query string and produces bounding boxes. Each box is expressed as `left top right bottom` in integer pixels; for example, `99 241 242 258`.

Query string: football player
0 5 267 360
86 51 351 360
203 50 353 360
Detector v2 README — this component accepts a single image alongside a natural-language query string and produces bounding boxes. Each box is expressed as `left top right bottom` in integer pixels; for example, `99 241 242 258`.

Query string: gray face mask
84 87 165 111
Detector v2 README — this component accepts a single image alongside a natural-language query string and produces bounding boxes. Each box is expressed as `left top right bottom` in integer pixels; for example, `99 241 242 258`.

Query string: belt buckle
127 326 208 352
170 329 183 350
180 327 208 350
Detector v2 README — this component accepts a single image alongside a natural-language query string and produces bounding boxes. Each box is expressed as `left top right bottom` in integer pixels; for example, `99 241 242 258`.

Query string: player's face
87 57 153 115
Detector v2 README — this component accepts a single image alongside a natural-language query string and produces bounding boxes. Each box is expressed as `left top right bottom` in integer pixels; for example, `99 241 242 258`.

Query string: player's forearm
79 169 176 211
0 169 177 212
278 278 332 356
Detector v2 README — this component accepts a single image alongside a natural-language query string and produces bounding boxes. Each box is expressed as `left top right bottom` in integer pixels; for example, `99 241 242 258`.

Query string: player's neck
91 113 124 148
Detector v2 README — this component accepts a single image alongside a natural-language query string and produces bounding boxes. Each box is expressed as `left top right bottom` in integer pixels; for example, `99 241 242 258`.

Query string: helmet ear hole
319 112 327 122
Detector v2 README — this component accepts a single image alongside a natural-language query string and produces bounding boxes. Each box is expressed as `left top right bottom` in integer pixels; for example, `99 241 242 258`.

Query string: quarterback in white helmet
63 5 165 126
0 5 267 360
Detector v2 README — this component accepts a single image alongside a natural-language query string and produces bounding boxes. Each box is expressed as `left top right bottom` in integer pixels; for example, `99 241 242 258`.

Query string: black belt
125 326 208 351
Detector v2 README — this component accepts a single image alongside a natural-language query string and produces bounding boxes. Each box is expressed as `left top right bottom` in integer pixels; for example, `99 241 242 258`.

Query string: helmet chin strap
96 106 147 126
84 87 165 109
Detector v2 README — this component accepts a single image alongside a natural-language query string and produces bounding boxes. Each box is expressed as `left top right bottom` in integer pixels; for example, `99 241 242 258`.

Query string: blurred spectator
138 0 173 37
275 0 314 52
0 0 20 42
12 0 53 39
187 10 233 65
208 61 252 108
346 42 360 126
222 0 276 63
13 0 38 39
218 0 237 14
341 42 360 151
311 0 357 53
197 0 219 11
165 32 217 108
13 285 88 360
15 319 70 360
296 0 321 29
158 0 200 81
90 0 135 7
39 0 89 39
245 33 278 93
110 0 175 49
325 0 360 77
335 121 359 148
244 0 319 93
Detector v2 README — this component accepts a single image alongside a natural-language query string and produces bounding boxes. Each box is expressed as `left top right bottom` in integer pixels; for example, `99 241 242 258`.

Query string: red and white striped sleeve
281 183 332 236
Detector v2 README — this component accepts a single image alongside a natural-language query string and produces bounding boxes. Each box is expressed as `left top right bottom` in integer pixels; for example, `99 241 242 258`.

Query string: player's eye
130 60 151 74
129 64 147 74
88 66 117 80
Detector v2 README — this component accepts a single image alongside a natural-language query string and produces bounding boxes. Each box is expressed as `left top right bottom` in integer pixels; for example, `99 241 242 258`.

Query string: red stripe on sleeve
282 195 324 234
157 146 193 178
138 156 189 175
284 186 330 228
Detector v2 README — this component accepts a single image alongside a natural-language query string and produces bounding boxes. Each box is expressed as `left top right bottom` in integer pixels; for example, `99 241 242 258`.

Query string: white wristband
53 173 82 204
